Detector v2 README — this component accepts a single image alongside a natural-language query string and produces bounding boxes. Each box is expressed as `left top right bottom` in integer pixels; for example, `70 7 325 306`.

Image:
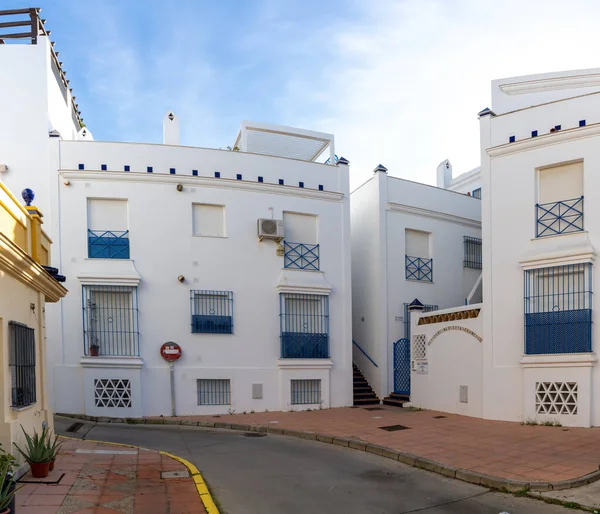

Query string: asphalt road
55 416 569 514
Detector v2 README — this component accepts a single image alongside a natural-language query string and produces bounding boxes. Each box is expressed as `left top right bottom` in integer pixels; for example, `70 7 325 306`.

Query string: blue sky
6 0 600 188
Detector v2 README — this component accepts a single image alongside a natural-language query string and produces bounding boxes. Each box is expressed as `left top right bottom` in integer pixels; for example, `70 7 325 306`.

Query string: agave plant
0 458 19 513
47 431 63 462
13 425 53 464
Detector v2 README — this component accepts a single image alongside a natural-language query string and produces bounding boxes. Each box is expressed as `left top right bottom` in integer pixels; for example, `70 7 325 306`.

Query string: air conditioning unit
257 218 284 239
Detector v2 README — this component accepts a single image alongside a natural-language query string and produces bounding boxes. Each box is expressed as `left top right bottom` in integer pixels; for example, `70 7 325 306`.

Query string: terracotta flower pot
89 346 99 356
49 459 55 471
29 461 50 478
1 508 10 513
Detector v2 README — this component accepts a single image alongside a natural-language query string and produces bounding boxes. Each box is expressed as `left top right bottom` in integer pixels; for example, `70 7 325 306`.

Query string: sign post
160 342 182 417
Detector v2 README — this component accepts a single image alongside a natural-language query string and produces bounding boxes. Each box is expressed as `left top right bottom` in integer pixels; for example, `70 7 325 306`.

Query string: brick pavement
161 406 600 484
15 438 205 514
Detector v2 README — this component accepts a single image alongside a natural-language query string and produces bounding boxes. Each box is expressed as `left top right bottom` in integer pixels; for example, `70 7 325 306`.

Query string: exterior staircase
353 364 380 406
382 392 410 408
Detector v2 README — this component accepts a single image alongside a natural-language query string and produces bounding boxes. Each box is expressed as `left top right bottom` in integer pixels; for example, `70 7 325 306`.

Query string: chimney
436 159 452 188
163 111 180 145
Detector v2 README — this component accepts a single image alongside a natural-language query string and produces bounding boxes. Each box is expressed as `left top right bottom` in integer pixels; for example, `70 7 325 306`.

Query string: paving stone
57 495 96 514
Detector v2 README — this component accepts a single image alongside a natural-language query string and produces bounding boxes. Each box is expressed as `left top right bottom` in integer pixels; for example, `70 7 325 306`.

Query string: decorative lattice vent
94 378 132 408
535 382 577 415
412 334 427 360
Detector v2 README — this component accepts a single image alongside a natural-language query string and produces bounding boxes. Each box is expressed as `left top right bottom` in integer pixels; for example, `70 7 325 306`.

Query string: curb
58 433 220 514
57 413 600 493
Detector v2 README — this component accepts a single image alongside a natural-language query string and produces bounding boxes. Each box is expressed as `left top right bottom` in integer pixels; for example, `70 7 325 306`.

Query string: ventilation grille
535 382 578 415
94 379 132 408
412 334 427 360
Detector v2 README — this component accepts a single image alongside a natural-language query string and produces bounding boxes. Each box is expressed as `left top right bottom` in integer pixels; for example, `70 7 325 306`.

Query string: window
405 229 432 282
87 199 129 259
536 162 584 237
472 188 481 199
82 285 140 356
524 263 592 354
463 236 482 269
192 204 225 237
283 213 319 270
191 290 233 334
197 379 231 405
9 322 36 408
291 379 321 405
280 293 329 358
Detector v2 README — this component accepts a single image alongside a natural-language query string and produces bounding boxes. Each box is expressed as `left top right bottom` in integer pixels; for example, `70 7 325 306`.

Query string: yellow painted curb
58 435 220 513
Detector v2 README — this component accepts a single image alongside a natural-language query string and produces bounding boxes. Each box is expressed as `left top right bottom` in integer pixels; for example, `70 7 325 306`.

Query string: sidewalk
149 406 600 485
15 438 206 514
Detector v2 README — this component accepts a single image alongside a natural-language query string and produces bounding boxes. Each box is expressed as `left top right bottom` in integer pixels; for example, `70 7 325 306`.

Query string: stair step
354 386 372 392
388 393 410 401
353 398 381 406
354 392 378 398
382 397 408 408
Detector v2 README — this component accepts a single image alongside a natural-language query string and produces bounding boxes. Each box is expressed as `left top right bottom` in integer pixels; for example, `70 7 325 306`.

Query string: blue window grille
463 236 482 269
197 379 231 405
82 285 140 356
88 230 130 259
472 188 482 199
191 290 233 334
524 263 592 354
284 242 319 270
280 293 329 358
405 255 433 282
536 196 584 238
291 379 321 405
403 303 438 339
9 322 36 408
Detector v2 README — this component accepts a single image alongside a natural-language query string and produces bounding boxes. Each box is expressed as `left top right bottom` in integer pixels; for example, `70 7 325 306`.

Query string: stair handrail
352 340 378 368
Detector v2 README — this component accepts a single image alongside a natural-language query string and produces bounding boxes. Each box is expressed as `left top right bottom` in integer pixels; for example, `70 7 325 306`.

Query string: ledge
276 269 332 295
78 259 141 286
80 356 145 369
277 359 333 370
521 353 597 368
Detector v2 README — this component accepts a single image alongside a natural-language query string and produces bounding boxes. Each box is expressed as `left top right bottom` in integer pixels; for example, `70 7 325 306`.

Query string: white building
436 160 482 198
0 9 353 417
350 165 481 405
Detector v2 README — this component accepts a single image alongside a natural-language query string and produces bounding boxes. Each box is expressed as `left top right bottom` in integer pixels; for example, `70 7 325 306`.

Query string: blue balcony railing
281 333 329 358
280 293 329 358
284 242 319 270
536 196 583 238
405 255 433 282
88 230 130 259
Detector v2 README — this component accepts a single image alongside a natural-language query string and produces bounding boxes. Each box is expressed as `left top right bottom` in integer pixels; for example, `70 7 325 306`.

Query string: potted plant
0 457 19 514
13 426 55 478
47 432 63 472
89 344 99 356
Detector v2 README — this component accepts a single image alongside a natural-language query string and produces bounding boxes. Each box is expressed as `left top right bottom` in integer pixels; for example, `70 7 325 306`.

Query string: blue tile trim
215 171 220 178
579 120 586 127
170 168 176 174
279 179 284 185
101 164 107 171
509 135 515 143
147 166 153 173
192 169 198 176
78 164 84 170
258 176 263 183
531 130 538 137
299 182 304 188
124 165 130 172
318 185 324 191
236 174 242 180
555 125 561 130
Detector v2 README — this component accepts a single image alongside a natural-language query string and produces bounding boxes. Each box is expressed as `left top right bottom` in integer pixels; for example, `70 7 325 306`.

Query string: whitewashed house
436 160 482 198
350 165 481 406
0 9 353 417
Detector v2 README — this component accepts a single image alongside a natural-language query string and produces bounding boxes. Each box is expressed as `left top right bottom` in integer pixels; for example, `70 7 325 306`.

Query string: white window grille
535 382 578 415
412 334 427 360
94 379 132 408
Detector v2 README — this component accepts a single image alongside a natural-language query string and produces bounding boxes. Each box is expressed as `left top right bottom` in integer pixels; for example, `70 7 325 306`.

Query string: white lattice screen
535 382 577 415
412 334 427 360
94 378 132 408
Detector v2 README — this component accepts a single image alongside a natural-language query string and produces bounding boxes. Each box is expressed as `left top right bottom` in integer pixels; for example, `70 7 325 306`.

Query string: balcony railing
88 230 130 259
280 293 329 358
536 196 584 238
405 255 433 282
284 242 319 270
281 333 329 358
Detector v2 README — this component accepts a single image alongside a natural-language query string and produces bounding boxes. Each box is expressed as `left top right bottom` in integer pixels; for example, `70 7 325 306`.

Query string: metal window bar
405 255 433 282
191 290 234 334
403 303 438 339
9 321 36 408
280 293 329 358
197 379 231 405
88 230 130 259
524 263 593 354
291 379 321 405
536 196 584 238
82 285 140 356
463 236 482 269
473 188 482 199
284 242 320 270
